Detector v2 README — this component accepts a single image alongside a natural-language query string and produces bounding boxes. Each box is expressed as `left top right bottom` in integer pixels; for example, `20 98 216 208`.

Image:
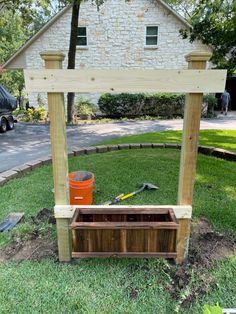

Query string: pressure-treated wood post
40 51 71 262
176 51 212 264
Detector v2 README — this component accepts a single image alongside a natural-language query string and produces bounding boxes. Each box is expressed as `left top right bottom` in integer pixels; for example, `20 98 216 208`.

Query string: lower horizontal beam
72 252 177 258
54 205 192 219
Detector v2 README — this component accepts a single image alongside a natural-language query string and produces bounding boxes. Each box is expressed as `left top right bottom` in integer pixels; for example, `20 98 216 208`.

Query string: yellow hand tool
103 183 159 205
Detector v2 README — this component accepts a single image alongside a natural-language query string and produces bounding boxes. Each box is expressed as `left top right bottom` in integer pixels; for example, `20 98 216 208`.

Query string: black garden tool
103 183 159 205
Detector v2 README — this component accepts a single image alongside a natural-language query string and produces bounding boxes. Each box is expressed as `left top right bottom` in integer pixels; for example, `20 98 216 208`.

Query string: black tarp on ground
0 84 17 114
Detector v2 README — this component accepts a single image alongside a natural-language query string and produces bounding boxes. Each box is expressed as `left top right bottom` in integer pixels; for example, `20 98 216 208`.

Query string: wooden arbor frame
24 51 226 263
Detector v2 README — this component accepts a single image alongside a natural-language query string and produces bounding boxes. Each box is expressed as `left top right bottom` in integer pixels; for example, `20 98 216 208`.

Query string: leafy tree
1 0 105 120
0 1 54 95
0 0 54 29
0 10 27 63
184 0 236 73
168 0 236 74
0 9 26 94
165 0 197 19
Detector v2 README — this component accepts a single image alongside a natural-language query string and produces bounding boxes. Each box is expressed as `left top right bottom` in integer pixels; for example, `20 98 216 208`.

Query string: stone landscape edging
0 143 236 186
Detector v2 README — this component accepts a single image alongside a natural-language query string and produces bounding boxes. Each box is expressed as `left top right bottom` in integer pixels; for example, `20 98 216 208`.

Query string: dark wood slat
168 208 178 224
146 230 157 252
71 208 179 257
127 229 145 252
120 229 127 252
79 230 87 252
72 252 177 258
74 207 172 215
70 221 179 229
72 230 79 252
72 209 80 222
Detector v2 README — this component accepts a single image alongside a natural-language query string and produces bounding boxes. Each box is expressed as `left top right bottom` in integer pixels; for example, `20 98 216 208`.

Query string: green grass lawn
0 130 236 313
99 130 236 152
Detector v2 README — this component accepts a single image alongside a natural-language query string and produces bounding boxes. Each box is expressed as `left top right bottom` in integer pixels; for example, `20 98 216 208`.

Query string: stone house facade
4 0 210 107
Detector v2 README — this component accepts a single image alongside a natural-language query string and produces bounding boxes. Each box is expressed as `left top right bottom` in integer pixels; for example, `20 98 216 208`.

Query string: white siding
25 0 210 107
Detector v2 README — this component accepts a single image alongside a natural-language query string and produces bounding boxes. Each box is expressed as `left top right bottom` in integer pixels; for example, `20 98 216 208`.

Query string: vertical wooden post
176 51 212 264
40 51 71 262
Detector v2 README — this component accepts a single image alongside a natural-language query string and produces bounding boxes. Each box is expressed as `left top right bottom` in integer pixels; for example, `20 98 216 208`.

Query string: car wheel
7 116 14 130
0 117 7 133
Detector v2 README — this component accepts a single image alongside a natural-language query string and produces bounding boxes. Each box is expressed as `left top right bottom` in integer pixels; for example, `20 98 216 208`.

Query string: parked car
0 84 17 133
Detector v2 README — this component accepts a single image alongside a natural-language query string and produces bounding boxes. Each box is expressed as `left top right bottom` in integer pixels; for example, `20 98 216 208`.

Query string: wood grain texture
176 52 211 264
54 205 192 219
178 54 210 205
47 93 69 205
71 208 178 257
178 94 203 204
176 218 191 264
56 219 71 262
71 221 178 229
24 69 226 93
72 252 177 258
120 229 127 252
78 208 172 215
41 52 71 262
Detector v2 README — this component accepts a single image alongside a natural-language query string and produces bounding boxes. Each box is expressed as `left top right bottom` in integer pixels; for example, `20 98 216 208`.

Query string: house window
145 26 158 46
77 27 87 46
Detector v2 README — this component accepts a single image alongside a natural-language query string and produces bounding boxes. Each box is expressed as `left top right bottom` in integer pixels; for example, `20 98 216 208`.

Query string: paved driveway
0 112 236 173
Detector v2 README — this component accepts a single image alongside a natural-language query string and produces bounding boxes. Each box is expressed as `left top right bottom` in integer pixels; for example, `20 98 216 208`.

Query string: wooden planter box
70 207 179 258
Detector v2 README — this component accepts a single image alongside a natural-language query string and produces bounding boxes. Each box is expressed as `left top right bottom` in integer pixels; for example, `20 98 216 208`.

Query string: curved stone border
0 143 235 187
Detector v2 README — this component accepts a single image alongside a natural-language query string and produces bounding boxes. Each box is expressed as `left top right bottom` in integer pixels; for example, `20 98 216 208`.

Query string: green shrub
98 93 145 116
203 94 217 117
98 93 185 118
12 108 25 116
13 107 46 122
143 93 184 118
75 98 95 117
32 107 46 121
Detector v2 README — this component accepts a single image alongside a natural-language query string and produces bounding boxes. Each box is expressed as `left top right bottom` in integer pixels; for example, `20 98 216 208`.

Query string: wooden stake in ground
40 51 71 262
177 51 212 264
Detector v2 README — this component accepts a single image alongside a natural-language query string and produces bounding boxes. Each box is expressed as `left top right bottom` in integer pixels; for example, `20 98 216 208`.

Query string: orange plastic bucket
69 171 94 205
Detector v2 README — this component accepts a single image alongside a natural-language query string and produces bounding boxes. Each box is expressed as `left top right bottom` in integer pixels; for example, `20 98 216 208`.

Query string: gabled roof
3 1 191 69
158 0 191 28
3 5 71 69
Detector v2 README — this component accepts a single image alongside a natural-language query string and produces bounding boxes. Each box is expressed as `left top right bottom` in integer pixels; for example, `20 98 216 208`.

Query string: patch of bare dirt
0 208 57 264
189 217 236 267
0 238 57 263
167 266 215 308
32 207 56 225
166 217 236 308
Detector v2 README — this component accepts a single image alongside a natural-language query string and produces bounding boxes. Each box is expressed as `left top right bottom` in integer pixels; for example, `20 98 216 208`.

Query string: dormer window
77 27 87 46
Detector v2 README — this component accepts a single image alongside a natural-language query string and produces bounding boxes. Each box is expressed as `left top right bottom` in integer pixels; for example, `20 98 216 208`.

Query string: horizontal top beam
24 69 227 93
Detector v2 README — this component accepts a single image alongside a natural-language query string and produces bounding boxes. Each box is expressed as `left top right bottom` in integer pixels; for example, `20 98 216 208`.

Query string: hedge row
98 93 185 118
98 93 217 118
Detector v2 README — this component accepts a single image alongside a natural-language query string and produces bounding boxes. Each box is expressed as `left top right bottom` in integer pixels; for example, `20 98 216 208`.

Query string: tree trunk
67 1 80 123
